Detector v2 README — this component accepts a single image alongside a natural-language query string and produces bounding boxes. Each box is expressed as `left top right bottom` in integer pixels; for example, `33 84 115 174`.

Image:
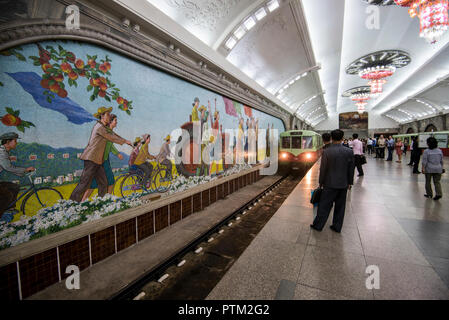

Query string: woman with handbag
395 138 404 163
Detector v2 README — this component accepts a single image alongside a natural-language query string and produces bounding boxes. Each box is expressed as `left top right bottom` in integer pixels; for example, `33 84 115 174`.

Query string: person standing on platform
411 136 422 174
373 137 379 158
408 137 415 166
367 137 373 155
395 138 404 163
352 134 364 177
377 135 386 159
322 132 331 149
422 137 443 200
403 138 409 159
310 129 355 233
386 136 395 161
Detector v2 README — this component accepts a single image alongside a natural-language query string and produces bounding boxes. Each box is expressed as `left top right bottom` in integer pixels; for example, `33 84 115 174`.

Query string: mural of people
81 113 124 201
0 132 35 218
128 136 142 168
134 134 157 188
69 107 132 202
156 135 173 181
191 97 200 122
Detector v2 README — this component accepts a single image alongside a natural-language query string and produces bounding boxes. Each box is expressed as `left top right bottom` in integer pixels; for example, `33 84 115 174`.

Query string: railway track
109 166 312 300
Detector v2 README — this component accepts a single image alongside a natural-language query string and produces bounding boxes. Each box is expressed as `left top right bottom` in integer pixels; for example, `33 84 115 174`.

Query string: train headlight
305 153 312 160
281 153 288 159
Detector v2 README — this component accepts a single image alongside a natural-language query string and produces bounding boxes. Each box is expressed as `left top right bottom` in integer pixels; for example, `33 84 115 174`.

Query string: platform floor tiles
207 154 449 300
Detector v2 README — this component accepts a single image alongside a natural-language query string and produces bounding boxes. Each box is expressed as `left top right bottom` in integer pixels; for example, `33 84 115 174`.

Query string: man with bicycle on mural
134 133 157 188
0 132 35 220
156 135 173 182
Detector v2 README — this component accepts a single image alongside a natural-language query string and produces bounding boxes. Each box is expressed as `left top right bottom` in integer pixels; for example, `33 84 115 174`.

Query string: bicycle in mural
118 162 174 197
5 171 63 218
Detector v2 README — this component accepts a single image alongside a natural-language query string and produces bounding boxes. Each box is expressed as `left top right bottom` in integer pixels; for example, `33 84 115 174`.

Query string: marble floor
207 153 449 300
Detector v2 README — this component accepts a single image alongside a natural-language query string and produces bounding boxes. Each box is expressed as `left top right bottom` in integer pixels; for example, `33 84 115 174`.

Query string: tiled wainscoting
0 169 262 300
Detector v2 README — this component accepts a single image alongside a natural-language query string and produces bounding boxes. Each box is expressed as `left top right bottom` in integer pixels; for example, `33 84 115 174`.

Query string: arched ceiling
114 0 449 129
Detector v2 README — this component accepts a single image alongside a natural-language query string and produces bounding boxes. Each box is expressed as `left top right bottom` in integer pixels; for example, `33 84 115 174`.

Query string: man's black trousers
312 187 348 232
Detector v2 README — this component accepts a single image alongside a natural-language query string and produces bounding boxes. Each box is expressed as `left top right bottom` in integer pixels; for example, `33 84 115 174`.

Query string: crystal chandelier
394 0 449 43
357 105 366 114
352 93 370 108
359 65 396 94
342 86 372 114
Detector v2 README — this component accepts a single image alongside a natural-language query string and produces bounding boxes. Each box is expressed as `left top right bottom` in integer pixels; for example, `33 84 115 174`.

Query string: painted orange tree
1 107 35 133
27 44 133 115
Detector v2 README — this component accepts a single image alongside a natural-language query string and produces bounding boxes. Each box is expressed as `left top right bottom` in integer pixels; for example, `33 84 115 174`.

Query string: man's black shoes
330 225 341 233
310 224 321 232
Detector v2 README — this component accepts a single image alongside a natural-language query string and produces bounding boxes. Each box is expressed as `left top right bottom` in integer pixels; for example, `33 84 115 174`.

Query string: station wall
399 114 448 133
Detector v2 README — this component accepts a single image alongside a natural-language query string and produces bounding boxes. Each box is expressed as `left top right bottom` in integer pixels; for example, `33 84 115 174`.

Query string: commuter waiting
386 135 395 161
310 129 355 233
410 136 422 174
322 132 331 149
352 133 364 177
422 137 444 200
377 135 386 159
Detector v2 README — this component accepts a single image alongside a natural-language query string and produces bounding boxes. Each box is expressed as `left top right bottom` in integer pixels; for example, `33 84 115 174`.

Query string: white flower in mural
0 165 252 251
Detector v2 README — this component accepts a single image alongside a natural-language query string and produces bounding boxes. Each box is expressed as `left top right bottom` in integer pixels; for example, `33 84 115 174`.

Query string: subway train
278 130 324 173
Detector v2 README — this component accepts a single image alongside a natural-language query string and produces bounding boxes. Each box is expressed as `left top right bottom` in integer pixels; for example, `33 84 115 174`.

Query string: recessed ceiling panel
145 0 256 46
226 4 313 95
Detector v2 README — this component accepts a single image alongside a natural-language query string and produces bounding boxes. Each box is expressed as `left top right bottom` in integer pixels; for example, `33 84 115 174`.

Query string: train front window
292 137 302 149
282 137 291 149
302 136 313 149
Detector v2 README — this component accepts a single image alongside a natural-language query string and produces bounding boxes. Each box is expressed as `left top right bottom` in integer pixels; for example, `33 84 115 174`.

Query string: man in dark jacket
322 132 331 149
311 129 355 233
411 136 422 174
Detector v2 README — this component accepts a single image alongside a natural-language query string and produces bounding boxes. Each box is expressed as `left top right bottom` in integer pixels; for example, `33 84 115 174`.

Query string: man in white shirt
367 138 373 155
352 134 364 176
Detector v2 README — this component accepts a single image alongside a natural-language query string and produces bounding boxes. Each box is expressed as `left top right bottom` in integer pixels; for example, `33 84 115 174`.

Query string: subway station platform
207 154 449 300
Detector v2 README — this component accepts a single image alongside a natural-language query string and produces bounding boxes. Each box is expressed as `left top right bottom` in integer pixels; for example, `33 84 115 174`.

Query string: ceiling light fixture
225 37 237 50
255 7 267 20
267 0 280 12
360 66 396 94
346 50 411 96
342 86 372 111
394 0 449 44
233 26 246 39
244 17 256 30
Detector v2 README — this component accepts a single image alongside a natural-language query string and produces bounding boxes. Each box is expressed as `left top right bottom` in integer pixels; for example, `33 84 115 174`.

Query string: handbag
360 155 367 165
310 187 322 204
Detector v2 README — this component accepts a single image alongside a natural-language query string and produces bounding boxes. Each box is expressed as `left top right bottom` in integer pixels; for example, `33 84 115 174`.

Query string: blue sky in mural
6 72 97 125
0 41 284 155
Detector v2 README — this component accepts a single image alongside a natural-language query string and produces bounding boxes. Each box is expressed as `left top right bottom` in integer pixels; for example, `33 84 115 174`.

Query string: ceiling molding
212 0 266 50
289 0 327 113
